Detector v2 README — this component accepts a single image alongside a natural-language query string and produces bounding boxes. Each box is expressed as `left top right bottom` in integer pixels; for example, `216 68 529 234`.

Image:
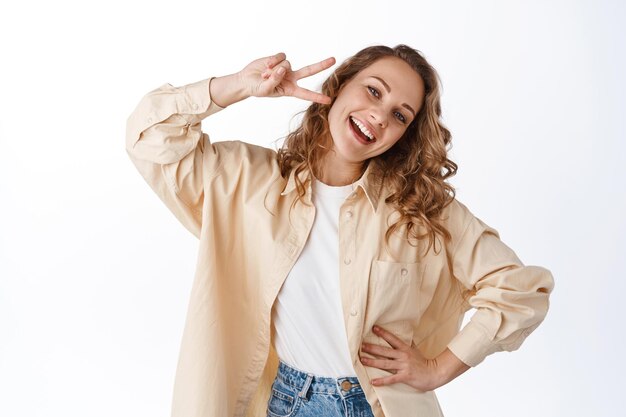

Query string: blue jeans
266 360 376 417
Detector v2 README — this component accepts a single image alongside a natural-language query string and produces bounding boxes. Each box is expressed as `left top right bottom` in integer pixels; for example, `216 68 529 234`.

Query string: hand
238 52 336 104
359 325 470 392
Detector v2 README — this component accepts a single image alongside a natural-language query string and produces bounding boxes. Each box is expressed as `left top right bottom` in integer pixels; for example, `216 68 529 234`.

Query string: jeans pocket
267 379 299 417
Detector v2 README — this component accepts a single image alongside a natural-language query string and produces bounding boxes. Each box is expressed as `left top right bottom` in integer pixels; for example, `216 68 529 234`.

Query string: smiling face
326 56 426 166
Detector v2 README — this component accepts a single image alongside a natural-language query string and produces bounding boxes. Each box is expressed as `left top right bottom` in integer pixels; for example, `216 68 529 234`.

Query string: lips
348 117 377 145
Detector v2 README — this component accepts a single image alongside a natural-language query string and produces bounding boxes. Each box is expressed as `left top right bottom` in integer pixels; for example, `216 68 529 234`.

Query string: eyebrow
371 76 417 117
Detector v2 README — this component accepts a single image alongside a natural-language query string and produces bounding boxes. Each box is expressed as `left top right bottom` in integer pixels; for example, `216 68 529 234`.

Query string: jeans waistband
276 360 364 400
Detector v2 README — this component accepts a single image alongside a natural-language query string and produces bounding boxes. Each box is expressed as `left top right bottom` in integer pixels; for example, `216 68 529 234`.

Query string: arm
445 205 555 367
125 53 335 237
361 203 553 391
125 77 226 238
432 347 470 385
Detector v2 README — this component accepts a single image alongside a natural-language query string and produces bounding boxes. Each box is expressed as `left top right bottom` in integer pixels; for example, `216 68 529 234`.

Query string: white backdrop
1 0 624 416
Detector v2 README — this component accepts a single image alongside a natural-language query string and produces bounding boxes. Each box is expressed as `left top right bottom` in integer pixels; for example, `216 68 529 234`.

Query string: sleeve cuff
180 77 225 123
446 320 502 367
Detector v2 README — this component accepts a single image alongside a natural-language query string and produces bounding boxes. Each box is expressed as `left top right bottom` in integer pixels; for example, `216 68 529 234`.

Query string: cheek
388 126 407 144
327 107 339 133
328 102 347 129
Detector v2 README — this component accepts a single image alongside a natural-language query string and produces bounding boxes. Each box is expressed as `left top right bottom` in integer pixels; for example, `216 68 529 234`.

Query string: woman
125 45 554 417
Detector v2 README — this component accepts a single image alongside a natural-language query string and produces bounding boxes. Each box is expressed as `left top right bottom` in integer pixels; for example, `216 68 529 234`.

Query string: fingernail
373 326 379 332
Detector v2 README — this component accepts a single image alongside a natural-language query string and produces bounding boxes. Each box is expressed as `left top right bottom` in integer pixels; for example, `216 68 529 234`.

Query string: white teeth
350 117 375 141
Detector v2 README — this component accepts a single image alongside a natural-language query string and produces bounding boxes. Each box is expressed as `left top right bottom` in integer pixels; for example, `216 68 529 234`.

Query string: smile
349 116 377 145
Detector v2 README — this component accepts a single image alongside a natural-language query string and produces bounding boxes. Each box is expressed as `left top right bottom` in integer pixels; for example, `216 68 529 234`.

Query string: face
327 56 425 165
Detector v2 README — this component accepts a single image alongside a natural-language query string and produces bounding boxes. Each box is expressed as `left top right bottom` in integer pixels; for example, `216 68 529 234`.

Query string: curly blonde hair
277 44 457 255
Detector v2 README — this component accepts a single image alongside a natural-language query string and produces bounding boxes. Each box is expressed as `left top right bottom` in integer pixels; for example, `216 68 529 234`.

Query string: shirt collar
280 162 383 213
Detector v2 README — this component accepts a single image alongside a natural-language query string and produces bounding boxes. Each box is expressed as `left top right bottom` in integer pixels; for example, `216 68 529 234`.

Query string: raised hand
208 53 335 108
239 52 336 104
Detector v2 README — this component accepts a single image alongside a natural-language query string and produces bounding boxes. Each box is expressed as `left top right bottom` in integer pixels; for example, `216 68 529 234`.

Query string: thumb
259 66 287 97
272 66 286 80
410 341 425 357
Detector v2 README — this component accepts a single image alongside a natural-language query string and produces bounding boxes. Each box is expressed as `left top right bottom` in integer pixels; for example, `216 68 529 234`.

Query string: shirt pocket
366 260 425 344
370 260 425 319
364 260 426 346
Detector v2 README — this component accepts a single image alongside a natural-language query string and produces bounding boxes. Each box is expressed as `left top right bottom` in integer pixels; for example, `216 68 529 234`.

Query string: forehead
355 56 425 107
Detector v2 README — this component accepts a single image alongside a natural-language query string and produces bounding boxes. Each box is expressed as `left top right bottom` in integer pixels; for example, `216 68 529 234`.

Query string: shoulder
440 197 500 253
207 140 287 198
210 140 279 171
212 139 277 159
440 197 474 234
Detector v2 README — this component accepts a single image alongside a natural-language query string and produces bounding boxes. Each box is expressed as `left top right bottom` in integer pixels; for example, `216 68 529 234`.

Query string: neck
316 151 365 186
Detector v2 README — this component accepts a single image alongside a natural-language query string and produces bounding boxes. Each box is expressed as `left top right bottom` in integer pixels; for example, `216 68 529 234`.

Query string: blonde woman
126 45 554 417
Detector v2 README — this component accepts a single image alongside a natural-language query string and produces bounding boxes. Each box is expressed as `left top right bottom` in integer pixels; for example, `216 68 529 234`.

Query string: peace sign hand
239 52 336 104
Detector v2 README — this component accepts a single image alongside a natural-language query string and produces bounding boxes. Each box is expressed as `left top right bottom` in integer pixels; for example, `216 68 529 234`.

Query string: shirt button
346 211 353 218
344 258 351 265
147 117 153 123
400 268 408 276
192 103 199 110
350 308 358 316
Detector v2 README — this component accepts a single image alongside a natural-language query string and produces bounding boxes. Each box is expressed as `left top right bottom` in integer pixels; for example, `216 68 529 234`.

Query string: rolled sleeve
446 213 555 367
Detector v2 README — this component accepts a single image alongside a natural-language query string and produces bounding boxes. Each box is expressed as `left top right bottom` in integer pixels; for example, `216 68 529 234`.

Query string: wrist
433 348 471 388
208 72 249 108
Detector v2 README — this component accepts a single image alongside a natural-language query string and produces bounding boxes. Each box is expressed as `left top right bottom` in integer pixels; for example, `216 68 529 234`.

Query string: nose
369 107 388 129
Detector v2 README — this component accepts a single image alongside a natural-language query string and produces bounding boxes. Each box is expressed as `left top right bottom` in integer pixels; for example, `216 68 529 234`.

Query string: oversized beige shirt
125 77 555 417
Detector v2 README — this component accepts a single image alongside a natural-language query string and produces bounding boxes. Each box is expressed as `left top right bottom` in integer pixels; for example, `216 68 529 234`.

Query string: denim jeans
266 360 376 417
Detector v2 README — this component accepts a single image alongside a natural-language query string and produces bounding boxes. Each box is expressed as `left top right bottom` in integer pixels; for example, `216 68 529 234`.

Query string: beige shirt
125 77 555 417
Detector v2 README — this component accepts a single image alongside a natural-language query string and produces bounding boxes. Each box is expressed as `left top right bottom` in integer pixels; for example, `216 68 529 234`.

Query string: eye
367 86 380 98
394 111 407 124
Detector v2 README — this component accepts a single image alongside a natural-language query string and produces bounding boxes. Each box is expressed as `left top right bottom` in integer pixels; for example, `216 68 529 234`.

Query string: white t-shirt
271 178 357 377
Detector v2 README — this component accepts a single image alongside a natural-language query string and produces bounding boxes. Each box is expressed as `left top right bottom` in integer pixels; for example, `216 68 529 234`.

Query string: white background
1 0 624 416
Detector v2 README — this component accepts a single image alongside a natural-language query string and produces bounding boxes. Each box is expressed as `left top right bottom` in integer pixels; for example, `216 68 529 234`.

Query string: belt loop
298 373 314 401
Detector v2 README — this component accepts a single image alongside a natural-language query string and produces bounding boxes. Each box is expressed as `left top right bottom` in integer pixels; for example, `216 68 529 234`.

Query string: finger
361 342 403 359
263 60 290 82
256 66 288 97
266 52 287 69
373 325 409 350
275 60 292 72
371 374 403 387
268 66 287 87
292 57 336 80
360 356 399 371
290 86 332 105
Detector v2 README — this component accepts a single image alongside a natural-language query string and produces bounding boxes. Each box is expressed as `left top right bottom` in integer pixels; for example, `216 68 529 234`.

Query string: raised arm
125 52 335 237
